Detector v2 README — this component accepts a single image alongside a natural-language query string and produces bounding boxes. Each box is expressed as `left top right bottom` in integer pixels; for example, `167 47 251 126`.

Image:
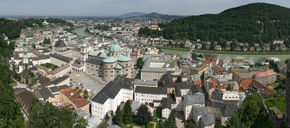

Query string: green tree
186 120 197 128
74 118 88 128
167 109 176 128
123 101 133 124
43 38 50 44
113 106 123 125
134 104 153 126
137 58 144 69
84 90 88 98
28 99 87 128
225 93 272 128
192 53 198 60
0 81 24 128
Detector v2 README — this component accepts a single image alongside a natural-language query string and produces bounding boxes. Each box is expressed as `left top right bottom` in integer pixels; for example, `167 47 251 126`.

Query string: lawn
160 47 290 61
265 97 286 114
268 83 280 89
40 63 59 70
120 122 155 128
9 81 18 87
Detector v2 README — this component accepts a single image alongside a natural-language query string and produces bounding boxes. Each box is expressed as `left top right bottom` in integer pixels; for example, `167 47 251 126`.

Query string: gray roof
211 90 223 101
92 75 133 104
161 97 175 109
54 39 66 47
134 79 157 85
38 87 54 101
135 86 167 95
15 90 35 111
87 58 103 65
49 84 69 93
159 72 174 87
221 103 238 117
75 109 88 118
49 75 69 86
184 93 205 106
206 101 224 109
50 53 72 63
199 113 215 126
193 106 208 116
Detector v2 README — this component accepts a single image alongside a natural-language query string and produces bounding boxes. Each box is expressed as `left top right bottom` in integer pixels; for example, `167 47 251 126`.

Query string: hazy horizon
0 0 289 17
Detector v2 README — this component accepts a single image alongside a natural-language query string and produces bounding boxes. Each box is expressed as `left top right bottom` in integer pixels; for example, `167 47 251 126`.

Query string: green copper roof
103 57 117 63
88 50 99 56
109 44 121 52
23 54 29 59
115 64 123 70
99 52 108 58
118 54 131 62
82 39 87 43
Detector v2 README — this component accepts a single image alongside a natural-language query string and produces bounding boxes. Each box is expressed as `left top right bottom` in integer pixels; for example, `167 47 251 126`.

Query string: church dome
118 55 131 62
103 57 117 63
109 44 121 52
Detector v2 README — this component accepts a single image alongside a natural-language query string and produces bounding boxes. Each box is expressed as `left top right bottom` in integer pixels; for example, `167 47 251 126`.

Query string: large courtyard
70 72 107 97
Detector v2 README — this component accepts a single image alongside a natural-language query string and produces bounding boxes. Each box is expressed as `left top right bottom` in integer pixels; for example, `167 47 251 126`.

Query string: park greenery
95 24 111 31
41 63 59 71
42 37 51 45
139 3 290 44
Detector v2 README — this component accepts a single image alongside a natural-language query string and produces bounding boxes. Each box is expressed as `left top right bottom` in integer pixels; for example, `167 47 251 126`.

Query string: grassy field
159 47 290 61
265 97 285 114
9 81 18 87
158 47 290 55
120 122 155 128
40 63 59 70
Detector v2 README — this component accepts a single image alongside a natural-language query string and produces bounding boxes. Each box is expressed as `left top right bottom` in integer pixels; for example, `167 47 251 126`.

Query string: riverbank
158 47 290 55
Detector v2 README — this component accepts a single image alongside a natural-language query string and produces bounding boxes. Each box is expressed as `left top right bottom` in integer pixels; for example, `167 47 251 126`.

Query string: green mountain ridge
139 3 290 43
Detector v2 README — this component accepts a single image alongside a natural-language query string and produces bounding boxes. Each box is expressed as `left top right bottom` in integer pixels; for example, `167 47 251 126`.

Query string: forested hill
0 18 73 40
139 3 290 43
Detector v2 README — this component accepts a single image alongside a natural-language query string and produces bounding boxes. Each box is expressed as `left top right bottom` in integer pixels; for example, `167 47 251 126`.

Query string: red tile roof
60 88 89 108
255 70 277 78
239 79 252 84
203 60 211 64
193 80 202 85
214 67 225 72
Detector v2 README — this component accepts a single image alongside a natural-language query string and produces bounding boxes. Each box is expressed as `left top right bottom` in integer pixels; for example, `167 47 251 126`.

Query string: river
73 27 89 37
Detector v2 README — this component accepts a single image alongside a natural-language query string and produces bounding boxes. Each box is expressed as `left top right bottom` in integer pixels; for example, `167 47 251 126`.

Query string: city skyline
0 0 289 17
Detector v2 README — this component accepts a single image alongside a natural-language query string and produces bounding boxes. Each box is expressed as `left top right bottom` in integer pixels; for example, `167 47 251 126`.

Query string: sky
0 0 289 16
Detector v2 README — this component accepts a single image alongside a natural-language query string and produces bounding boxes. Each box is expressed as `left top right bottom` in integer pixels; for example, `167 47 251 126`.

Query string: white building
91 76 133 119
134 86 167 104
222 91 240 101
